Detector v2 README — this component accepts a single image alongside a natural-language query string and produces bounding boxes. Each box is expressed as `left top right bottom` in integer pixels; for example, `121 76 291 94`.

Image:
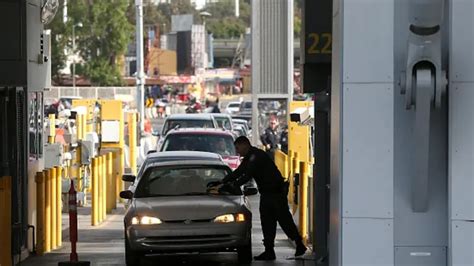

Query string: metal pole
235 0 239 17
135 0 145 132
72 25 76 96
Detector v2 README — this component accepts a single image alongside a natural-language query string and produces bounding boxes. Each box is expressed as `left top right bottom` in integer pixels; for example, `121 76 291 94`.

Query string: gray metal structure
251 0 293 145
330 0 473 265
135 0 145 131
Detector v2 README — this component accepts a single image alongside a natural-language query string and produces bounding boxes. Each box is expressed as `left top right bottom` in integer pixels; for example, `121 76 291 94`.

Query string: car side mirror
122 174 136 182
120 190 134 200
243 186 258 196
152 132 160 137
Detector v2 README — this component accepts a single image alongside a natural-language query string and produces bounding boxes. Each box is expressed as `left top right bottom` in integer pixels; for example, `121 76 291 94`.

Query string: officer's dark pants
259 191 301 249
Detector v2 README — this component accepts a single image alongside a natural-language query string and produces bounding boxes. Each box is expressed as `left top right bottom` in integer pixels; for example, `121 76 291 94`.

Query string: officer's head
234 136 251 156
269 116 278 130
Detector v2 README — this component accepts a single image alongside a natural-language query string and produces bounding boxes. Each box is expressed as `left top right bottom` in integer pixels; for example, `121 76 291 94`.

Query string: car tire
125 237 141 266
237 237 252 264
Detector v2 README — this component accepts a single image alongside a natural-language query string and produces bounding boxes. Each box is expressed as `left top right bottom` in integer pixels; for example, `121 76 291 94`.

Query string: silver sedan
120 154 257 266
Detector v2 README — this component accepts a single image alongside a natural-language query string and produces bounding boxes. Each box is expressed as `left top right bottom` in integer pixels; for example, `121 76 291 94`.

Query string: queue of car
120 102 256 265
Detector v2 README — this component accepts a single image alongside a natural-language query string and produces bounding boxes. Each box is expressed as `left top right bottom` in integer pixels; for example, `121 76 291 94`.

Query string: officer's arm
232 154 259 187
222 159 247 184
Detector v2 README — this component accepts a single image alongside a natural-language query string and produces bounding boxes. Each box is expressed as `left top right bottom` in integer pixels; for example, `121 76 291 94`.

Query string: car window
135 165 234 197
162 134 236 156
163 119 215 135
228 103 240 108
215 117 232 130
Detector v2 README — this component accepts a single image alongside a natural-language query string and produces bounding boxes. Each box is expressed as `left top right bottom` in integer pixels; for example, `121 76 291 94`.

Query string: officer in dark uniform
260 117 279 160
220 136 307 261
280 125 289 154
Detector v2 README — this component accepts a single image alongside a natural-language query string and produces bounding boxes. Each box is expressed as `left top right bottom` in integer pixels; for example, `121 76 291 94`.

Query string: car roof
165 127 235 136
146 151 222 160
144 151 228 169
166 114 215 120
211 113 232 118
233 119 248 123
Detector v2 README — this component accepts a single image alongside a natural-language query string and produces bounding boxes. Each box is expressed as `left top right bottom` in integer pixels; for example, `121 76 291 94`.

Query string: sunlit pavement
22 196 311 266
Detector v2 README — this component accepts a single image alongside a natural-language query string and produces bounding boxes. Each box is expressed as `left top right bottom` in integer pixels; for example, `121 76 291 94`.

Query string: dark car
159 128 240 170
121 152 256 265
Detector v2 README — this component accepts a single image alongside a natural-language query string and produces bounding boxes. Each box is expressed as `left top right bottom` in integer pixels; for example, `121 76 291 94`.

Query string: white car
225 101 241 115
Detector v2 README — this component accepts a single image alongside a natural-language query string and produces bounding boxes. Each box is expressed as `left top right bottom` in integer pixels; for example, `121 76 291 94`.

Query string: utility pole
235 0 239 17
135 0 145 132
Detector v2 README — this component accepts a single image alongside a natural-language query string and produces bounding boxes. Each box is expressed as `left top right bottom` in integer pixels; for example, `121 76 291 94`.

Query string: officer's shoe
295 241 307 257
254 250 276 261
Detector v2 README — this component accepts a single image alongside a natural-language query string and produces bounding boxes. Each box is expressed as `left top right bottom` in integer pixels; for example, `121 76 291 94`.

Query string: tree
70 0 133 86
204 0 251 39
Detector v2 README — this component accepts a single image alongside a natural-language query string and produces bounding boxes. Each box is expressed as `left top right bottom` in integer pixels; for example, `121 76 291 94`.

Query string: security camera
290 107 313 125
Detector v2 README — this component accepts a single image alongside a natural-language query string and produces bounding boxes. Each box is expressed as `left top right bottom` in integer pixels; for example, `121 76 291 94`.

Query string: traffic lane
21 197 304 265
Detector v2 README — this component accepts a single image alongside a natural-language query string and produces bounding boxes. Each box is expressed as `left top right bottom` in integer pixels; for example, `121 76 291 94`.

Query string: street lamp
72 22 83 96
200 11 211 28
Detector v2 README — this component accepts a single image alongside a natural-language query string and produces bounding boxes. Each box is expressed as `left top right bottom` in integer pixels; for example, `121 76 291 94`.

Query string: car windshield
163 119 214 135
241 102 252 109
215 117 232 130
228 103 240 108
135 165 235 197
162 134 236 156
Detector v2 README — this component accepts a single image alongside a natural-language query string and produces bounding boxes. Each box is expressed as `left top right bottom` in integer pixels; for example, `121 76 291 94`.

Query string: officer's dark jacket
260 127 279 149
222 146 286 194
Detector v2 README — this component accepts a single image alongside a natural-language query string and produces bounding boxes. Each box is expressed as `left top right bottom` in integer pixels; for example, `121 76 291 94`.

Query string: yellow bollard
51 167 57 249
117 148 125 201
44 170 51 252
76 114 83 140
101 155 107 221
106 153 114 213
288 151 295 204
48 114 55 144
291 152 300 214
298 161 308 243
92 158 99 226
128 112 137 175
0 176 12 266
98 156 104 223
35 172 45 255
56 167 62 247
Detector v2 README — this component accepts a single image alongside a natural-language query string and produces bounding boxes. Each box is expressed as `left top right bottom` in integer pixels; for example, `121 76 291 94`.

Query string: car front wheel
125 236 141 266
237 237 252 264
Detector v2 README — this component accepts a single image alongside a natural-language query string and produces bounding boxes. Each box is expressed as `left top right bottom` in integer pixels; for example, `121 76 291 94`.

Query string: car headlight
214 213 245 223
131 216 162 225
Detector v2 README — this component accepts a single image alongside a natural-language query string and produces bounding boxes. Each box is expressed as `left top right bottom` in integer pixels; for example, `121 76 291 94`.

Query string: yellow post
51 167 57 249
76 114 83 140
291 152 300 214
117 148 125 200
101 155 107 221
44 169 51 252
35 172 45 255
128 112 138 175
92 158 99 226
288 151 295 204
106 152 114 213
48 114 55 144
0 176 12 266
56 167 62 247
98 156 104 223
298 161 308 243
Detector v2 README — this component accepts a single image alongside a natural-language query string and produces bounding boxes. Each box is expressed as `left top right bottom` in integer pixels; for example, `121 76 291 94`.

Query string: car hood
133 195 243 221
221 155 240 170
